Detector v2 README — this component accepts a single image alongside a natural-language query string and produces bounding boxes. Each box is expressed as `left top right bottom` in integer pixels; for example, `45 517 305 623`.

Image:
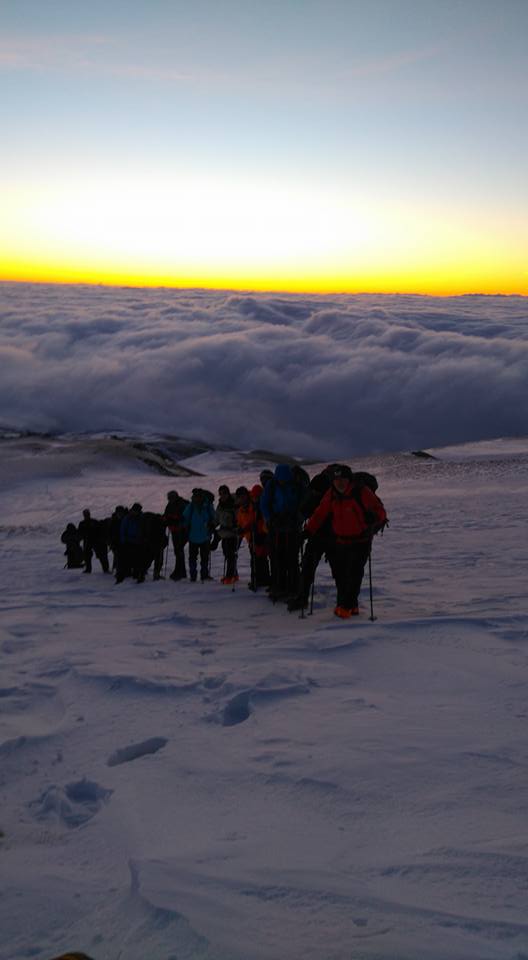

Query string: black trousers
83 543 109 573
329 541 371 609
116 543 145 581
295 534 333 602
221 538 238 578
65 546 83 568
269 528 300 598
189 541 210 579
170 530 187 578
249 550 270 588
143 545 165 579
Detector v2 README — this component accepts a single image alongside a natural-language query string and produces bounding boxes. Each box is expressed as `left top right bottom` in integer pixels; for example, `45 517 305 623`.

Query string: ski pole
368 547 376 621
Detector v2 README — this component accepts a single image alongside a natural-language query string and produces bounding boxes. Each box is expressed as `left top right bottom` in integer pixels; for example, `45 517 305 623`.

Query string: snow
1 438 528 960
428 437 528 462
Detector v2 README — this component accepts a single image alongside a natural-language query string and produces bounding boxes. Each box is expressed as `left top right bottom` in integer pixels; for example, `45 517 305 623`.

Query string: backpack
351 471 378 493
349 476 388 534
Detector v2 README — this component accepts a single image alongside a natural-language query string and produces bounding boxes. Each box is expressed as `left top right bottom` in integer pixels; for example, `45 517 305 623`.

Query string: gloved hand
370 519 389 536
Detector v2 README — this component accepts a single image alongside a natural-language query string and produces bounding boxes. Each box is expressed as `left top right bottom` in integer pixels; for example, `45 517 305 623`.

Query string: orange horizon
1 268 526 299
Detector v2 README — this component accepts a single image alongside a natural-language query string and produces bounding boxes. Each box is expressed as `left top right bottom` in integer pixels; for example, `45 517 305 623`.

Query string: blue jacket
183 499 216 544
261 464 301 527
120 512 145 545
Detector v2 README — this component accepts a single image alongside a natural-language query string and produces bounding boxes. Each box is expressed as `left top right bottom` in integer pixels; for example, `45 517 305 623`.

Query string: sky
1 0 527 295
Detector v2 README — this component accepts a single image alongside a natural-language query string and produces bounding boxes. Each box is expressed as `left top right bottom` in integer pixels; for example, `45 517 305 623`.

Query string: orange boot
334 606 352 619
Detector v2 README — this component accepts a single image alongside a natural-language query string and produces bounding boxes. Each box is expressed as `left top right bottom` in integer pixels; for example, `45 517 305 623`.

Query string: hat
331 464 352 481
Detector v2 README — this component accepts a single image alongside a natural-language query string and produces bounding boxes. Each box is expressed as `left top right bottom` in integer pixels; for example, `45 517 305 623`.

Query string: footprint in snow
30 778 112 828
107 736 168 767
222 692 251 726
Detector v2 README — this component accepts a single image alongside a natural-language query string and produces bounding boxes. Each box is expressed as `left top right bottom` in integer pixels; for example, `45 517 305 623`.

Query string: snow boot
334 606 352 619
287 595 308 612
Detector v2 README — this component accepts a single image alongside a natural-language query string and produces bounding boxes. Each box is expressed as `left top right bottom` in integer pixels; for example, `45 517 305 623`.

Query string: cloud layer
1 283 527 457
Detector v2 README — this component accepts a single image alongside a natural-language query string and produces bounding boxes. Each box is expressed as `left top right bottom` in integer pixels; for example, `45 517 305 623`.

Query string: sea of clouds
1 282 527 458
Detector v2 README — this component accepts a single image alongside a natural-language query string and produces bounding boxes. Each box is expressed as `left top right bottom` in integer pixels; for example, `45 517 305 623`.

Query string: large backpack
349 474 387 533
351 471 378 493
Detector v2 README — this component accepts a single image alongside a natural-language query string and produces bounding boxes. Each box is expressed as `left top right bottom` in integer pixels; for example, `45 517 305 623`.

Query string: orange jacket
237 500 269 556
237 503 256 541
306 482 387 543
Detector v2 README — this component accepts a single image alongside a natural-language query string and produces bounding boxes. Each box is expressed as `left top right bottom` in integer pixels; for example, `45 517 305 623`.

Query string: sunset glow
1 1 527 295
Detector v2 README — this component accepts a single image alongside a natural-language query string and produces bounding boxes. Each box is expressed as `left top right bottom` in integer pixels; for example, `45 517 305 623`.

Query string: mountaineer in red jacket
305 465 387 619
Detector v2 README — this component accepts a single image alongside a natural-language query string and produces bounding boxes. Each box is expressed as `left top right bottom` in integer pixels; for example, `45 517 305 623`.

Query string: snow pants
65 545 84 568
189 541 210 580
296 534 336 603
249 549 270 589
170 530 187 579
221 537 238 579
83 542 109 573
116 543 145 581
269 527 300 599
330 541 371 610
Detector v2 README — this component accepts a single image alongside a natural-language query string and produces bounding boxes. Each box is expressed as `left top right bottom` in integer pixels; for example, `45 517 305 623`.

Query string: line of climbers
60 463 388 619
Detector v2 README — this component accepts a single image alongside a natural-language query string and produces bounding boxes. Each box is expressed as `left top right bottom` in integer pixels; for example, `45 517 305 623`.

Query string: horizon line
1 276 526 299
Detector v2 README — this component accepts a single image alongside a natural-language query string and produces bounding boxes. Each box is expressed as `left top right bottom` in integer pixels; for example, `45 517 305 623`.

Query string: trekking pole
297 538 305 619
271 529 279 604
232 545 238 593
163 542 169 578
300 566 315 618
368 547 376 621
249 530 257 591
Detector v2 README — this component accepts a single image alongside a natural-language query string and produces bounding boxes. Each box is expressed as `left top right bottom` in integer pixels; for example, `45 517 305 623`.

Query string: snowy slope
428 436 528 462
1 440 528 960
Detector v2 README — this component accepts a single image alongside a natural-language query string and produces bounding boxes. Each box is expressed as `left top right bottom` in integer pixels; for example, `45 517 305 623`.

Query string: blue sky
1 0 527 292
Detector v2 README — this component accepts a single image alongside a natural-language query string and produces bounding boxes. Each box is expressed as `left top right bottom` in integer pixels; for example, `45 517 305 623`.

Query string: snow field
1 446 528 959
